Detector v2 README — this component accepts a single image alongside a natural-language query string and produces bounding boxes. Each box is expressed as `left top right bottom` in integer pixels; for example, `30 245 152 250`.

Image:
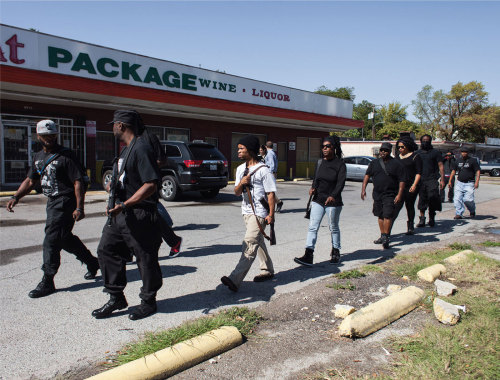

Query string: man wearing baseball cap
448 146 481 219
6 120 99 298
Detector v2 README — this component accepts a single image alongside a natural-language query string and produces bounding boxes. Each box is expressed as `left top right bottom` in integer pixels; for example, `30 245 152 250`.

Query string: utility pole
368 107 376 140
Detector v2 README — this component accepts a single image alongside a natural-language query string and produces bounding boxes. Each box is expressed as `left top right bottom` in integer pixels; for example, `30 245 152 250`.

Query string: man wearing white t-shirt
221 135 276 292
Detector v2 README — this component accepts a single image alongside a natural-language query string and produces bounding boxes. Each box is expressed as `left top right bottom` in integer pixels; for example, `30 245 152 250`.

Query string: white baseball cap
36 120 58 135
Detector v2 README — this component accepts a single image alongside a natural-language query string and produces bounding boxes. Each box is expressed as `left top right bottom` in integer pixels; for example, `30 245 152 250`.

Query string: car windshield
188 145 225 160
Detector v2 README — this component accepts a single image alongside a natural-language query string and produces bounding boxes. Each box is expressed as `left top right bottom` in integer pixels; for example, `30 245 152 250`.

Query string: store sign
0 25 353 119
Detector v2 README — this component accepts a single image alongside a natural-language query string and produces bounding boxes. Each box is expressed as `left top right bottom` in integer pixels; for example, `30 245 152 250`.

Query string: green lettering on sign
143 67 163 85
182 73 197 91
97 58 119 78
198 78 211 88
122 62 142 82
162 71 180 88
71 53 97 74
48 46 72 68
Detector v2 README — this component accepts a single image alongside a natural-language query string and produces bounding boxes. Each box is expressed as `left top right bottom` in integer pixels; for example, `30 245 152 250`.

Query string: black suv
101 141 228 201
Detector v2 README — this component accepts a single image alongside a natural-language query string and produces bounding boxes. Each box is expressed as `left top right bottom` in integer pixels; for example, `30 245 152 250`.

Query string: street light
367 105 384 140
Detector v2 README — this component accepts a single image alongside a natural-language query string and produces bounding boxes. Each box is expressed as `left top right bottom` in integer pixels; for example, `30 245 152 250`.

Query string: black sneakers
28 275 55 298
294 248 314 266
169 237 182 258
373 235 384 244
406 221 415 235
416 216 426 228
253 273 274 282
129 300 157 320
428 212 436 227
382 235 390 249
330 248 341 264
92 294 128 319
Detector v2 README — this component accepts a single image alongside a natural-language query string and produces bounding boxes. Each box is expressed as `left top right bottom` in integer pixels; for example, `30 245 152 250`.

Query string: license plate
210 164 217 171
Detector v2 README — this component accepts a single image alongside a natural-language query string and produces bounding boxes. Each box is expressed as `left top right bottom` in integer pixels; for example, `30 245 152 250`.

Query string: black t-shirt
453 156 480 183
365 157 406 200
396 152 423 185
117 138 160 206
28 145 82 198
312 157 346 206
417 148 443 180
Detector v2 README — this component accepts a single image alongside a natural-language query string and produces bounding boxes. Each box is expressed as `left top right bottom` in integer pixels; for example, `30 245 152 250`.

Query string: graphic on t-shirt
36 159 60 197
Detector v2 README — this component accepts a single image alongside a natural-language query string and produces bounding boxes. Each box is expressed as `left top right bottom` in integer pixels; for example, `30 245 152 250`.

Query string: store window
96 131 115 161
296 137 321 178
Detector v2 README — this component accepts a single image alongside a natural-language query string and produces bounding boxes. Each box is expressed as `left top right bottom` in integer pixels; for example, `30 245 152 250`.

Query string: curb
86 326 243 380
338 286 425 338
417 263 446 282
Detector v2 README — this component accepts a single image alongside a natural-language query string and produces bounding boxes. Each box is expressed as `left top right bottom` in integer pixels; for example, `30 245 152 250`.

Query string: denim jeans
454 180 475 216
305 201 342 250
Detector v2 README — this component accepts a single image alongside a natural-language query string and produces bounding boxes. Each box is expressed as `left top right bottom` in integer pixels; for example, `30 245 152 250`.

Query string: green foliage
334 269 365 279
481 241 500 247
376 119 424 140
448 242 472 250
360 264 384 273
412 85 446 138
114 307 261 366
455 105 500 142
315 85 355 101
326 281 356 290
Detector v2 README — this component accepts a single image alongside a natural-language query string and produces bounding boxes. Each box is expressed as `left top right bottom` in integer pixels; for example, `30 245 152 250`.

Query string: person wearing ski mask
416 135 445 228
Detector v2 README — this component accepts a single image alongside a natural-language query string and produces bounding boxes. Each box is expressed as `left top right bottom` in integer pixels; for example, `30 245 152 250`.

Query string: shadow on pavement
165 244 241 259
173 223 220 231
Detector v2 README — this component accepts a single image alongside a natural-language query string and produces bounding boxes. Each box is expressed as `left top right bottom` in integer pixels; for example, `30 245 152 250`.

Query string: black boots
128 299 157 321
429 212 436 227
406 221 415 235
84 257 100 280
374 235 384 244
416 216 426 228
382 234 390 249
330 248 341 264
92 293 128 319
294 248 314 266
29 275 55 298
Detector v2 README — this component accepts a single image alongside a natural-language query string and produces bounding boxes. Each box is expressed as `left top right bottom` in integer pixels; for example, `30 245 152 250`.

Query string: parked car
344 156 376 180
101 141 228 200
480 158 500 177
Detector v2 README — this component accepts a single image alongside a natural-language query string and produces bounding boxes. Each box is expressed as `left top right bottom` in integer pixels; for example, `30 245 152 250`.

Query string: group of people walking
6 112 481 318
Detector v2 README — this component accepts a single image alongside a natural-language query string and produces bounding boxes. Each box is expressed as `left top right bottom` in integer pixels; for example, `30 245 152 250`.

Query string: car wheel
160 175 180 201
102 170 113 192
200 189 220 199
490 168 500 177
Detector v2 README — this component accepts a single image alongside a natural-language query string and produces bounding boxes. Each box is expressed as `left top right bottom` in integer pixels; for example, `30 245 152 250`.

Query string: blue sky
1 1 499 120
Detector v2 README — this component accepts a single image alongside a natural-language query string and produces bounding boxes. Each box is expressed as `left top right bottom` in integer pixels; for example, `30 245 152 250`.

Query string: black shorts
418 179 442 212
373 195 396 219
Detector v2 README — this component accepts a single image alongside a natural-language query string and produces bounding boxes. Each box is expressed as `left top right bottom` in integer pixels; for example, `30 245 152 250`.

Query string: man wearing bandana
416 135 445 227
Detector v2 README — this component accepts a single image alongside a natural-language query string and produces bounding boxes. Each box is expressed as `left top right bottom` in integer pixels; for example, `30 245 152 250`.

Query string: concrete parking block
444 249 475 264
417 264 446 282
338 286 425 338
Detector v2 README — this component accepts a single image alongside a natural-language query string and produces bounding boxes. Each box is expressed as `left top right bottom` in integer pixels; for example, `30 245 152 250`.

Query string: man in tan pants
221 135 276 292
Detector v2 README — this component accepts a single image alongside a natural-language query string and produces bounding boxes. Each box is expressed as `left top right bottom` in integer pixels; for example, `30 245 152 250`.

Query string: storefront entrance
1 114 85 186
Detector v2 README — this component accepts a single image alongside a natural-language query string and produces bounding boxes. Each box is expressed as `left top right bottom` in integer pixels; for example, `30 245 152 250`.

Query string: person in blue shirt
264 141 284 212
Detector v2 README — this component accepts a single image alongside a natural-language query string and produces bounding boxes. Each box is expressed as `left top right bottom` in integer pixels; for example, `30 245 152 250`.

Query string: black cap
460 146 470 152
238 135 260 155
380 142 392 152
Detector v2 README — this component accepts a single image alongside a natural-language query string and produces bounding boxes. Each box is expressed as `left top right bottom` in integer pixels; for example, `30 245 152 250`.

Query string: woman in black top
294 136 346 266
393 136 422 234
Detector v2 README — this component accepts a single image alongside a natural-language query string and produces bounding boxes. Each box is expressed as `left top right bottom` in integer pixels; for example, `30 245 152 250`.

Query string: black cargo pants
43 195 95 276
97 207 162 302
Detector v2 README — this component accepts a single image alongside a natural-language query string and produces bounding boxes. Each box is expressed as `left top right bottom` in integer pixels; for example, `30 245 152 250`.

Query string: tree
454 105 500 142
440 81 489 140
315 86 355 101
379 102 408 124
376 120 424 140
412 85 446 138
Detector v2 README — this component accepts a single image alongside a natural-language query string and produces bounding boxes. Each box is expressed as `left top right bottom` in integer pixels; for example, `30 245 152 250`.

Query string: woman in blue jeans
294 136 346 266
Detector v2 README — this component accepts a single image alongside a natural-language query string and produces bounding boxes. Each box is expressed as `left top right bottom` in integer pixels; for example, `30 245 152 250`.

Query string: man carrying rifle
221 135 276 292
92 110 162 320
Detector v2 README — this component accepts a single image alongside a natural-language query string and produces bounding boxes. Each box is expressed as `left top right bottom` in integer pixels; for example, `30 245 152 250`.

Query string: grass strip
113 306 261 366
326 281 356 291
481 240 500 247
387 248 500 379
334 269 366 279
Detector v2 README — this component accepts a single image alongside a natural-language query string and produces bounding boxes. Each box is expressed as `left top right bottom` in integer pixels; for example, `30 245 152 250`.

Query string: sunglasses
322 144 332 149
380 149 391 153
397 145 406 149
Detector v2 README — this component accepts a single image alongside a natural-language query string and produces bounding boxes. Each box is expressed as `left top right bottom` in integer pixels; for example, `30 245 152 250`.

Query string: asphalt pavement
1 179 499 379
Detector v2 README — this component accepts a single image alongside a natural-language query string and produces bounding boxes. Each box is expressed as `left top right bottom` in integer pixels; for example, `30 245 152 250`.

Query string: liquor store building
0 24 363 188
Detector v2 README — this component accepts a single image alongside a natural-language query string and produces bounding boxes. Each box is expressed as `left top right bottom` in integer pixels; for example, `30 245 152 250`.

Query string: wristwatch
119 202 128 212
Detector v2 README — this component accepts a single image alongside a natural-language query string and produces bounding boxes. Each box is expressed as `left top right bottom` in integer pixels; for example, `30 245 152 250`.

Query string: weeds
448 242 472 251
334 269 366 279
113 307 261 366
481 240 500 247
326 281 356 291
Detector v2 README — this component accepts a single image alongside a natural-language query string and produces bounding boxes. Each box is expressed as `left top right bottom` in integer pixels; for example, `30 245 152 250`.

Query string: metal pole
371 107 376 140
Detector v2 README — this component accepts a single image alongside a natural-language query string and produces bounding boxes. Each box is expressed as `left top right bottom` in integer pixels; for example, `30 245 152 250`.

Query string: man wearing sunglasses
361 142 405 249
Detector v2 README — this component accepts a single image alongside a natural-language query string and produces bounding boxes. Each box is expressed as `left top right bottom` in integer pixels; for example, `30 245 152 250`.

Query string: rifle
107 158 118 226
305 193 313 219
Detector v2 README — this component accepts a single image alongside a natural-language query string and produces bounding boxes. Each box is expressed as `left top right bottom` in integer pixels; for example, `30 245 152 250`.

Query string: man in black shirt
448 146 480 219
361 142 405 249
92 110 162 320
6 120 99 298
416 135 445 227
440 152 456 203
